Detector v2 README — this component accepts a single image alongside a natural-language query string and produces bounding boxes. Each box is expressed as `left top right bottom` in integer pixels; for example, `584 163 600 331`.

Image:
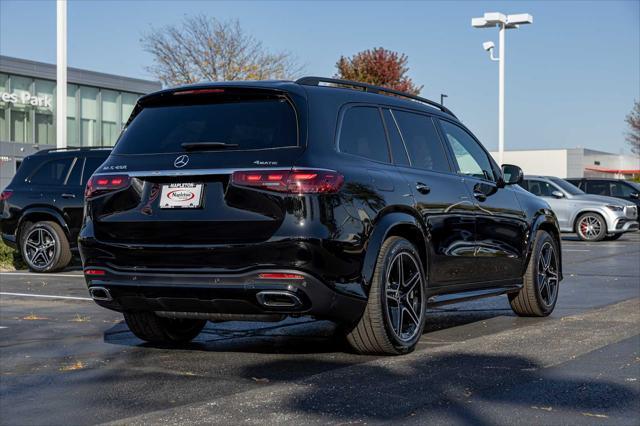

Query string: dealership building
0 55 161 188
490 148 640 179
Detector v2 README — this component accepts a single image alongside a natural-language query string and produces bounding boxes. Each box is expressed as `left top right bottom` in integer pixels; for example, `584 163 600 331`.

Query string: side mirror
551 190 564 198
501 164 523 186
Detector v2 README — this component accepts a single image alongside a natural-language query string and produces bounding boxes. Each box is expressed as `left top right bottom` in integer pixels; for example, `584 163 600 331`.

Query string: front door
438 119 528 283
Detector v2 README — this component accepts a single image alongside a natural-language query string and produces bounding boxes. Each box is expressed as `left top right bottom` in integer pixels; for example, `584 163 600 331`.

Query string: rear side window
586 180 610 196
29 158 73 186
339 107 390 163
113 98 297 155
393 110 449 172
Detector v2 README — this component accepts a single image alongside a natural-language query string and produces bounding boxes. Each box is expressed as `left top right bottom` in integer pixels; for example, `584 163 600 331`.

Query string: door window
439 120 494 181
586 180 610 196
29 158 74 186
393 111 449 172
525 179 556 197
339 107 390 163
66 158 83 185
381 109 410 166
610 182 636 197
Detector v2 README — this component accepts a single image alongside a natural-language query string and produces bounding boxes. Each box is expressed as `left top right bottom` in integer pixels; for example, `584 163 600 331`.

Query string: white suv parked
521 176 639 241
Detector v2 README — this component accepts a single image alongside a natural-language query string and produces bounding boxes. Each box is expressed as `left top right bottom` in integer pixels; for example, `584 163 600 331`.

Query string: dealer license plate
159 183 203 209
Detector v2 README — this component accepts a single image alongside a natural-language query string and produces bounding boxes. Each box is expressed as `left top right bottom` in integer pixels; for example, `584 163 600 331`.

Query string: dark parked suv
0 148 110 272
566 178 640 208
79 78 563 355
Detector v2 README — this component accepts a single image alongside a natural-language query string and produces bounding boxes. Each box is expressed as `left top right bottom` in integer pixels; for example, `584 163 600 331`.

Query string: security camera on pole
472 12 532 166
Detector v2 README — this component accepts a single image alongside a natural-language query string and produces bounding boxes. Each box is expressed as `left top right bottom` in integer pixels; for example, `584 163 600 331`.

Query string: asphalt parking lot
1 233 639 425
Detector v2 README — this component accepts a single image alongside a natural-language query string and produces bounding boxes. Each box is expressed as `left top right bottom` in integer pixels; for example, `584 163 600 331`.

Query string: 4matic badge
253 160 278 166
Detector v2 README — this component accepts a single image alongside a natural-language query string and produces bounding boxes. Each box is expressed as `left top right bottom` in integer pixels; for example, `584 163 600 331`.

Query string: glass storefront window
0 74 7 141
121 92 137 128
9 76 33 143
34 79 55 145
101 90 119 146
80 86 98 146
0 72 148 148
67 84 79 147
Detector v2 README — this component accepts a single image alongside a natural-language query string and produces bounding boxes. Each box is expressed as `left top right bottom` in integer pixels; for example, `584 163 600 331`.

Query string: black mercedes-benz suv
1 147 110 272
79 77 562 355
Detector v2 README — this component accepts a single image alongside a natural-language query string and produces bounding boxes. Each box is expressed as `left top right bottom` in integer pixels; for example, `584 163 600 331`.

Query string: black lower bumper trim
85 267 366 324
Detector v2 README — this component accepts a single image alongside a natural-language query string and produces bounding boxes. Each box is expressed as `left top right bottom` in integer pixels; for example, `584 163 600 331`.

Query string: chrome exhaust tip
256 291 302 309
89 286 112 302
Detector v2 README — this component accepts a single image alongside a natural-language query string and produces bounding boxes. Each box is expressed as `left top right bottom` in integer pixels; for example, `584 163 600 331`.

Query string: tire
575 212 606 241
345 236 427 355
604 233 623 241
509 230 560 317
21 221 72 273
123 311 206 344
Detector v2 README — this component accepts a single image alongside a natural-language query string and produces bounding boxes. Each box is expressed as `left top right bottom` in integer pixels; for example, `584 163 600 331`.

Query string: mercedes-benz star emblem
174 154 189 168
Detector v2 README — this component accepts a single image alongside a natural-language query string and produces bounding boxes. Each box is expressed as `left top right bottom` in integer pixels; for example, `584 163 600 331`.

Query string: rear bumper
82 267 366 324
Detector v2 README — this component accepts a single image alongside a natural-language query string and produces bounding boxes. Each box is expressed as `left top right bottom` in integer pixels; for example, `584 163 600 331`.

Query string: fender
524 208 563 281
16 206 70 243
360 211 428 291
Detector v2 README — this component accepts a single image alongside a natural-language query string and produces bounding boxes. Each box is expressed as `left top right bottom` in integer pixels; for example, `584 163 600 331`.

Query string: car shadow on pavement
103 308 514 355
240 353 639 425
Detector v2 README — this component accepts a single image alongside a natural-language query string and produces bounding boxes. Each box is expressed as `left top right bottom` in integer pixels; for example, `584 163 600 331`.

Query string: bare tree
141 15 301 86
625 100 640 155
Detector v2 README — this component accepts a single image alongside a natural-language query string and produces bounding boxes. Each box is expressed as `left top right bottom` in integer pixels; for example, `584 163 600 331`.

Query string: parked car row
519 176 639 241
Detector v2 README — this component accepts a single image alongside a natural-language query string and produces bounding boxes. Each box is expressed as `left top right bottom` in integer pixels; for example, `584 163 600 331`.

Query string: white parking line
0 292 92 301
564 249 591 252
0 272 83 278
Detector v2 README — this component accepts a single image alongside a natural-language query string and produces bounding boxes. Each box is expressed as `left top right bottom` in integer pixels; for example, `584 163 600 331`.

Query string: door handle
473 191 486 202
415 183 431 194
61 193 76 199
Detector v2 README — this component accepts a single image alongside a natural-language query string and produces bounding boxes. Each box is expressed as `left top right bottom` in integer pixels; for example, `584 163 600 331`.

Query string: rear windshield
112 98 298 155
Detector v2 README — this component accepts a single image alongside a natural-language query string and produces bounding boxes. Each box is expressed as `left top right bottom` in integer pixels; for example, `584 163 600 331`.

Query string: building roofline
0 55 161 94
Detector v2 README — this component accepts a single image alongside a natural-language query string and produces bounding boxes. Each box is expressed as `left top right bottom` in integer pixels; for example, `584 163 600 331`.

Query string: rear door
383 109 476 286
91 88 305 246
437 119 527 283
26 156 78 232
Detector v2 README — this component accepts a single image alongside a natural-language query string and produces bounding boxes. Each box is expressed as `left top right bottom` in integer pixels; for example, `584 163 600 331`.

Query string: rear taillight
84 269 106 276
85 175 131 199
0 189 13 201
231 169 344 194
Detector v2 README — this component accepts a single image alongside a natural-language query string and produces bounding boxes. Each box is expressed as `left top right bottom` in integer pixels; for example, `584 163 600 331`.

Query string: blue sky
1 0 638 154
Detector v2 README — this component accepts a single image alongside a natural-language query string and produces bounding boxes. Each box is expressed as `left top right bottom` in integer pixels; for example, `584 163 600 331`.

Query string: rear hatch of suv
86 86 308 249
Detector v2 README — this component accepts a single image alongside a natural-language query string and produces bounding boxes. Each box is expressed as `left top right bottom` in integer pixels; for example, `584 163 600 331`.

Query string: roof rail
295 76 456 118
35 146 112 155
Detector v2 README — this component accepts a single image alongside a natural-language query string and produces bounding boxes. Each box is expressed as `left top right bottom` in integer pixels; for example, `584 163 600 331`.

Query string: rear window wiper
181 142 240 150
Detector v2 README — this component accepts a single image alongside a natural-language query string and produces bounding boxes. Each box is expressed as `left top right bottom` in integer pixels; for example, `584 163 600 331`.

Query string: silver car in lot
520 176 639 241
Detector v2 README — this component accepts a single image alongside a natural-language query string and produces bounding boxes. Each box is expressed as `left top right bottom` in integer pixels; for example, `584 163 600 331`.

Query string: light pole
56 0 67 149
472 12 532 166
440 94 448 106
